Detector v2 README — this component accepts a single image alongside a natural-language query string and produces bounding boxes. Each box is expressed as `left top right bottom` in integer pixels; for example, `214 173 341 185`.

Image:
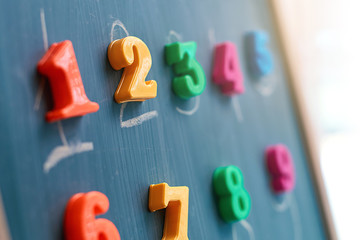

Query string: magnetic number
64 191 121 240
165 41 206 99
246 31 273 78
212 42 244 95
108 36 157 103
149 183 189 240
266 144 295 193
37 40 99 122
213 165 251 222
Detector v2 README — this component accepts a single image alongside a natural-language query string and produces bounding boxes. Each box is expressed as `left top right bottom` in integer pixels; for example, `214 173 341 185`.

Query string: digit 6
64 191 121 240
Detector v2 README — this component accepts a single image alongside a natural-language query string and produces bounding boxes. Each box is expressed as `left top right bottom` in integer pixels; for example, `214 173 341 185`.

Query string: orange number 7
149 183 189 240
107 36 157 103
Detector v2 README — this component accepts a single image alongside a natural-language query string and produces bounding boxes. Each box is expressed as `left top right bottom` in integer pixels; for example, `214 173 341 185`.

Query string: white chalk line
34 8 49 111
253 76 277 97
272 193 291 212
231 97 244 122
176 96 200 116
232 220 255 240
289 196 302 240
57 121 69 146
120 103 158 128
43 142 94 173
110 19 129 42
167 30 182 44
208 28 216 47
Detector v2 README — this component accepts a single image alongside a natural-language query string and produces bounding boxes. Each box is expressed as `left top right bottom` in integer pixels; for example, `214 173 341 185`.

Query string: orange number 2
64 191 121 240
149 183 189 240
107 36 157 103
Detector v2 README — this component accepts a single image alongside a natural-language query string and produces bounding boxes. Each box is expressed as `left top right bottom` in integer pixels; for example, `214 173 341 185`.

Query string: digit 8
213 165 251 222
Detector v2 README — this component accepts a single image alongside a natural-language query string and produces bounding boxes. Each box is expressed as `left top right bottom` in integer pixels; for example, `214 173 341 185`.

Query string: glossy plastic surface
213 165 251 222
37 40 99 122
64 191 121 240
149 183 189 240
212 42 244 95
165 41 206 99
108 36 157 103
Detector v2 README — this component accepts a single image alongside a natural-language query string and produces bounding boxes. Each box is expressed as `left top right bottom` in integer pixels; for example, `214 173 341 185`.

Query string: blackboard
0 0 332 239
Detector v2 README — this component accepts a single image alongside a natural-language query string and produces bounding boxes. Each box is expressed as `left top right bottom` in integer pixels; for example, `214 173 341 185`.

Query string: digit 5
108 36 157 103
64 191 121 240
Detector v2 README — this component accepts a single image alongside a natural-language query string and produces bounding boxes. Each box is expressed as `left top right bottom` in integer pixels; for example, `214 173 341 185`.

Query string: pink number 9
265 144 295 193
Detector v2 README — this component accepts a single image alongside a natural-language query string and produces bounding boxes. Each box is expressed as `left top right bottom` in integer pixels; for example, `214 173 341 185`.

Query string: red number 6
64 191 121 240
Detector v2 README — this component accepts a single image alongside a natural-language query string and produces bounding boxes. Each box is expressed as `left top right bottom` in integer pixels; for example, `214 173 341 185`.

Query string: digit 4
212 41 245 95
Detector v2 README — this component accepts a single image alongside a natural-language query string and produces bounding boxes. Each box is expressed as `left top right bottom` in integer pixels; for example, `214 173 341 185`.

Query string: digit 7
108 36 157 103
64 191 121 240
149 183 189 240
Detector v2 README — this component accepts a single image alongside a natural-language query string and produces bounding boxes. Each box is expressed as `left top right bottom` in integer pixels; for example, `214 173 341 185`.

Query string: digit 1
165 41 206 99
245 31 274 78
64 191 121 240
149 183 189 240
212 42 244 95
213 165 251 222
107 36 157 103
265 144 295 193
37 40 99 122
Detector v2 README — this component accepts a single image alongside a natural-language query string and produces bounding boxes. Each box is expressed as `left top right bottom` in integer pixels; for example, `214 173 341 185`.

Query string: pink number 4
212 42 244 95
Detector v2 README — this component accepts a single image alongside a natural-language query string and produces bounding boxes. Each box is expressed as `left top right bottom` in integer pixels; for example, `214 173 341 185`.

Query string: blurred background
276 0 360 239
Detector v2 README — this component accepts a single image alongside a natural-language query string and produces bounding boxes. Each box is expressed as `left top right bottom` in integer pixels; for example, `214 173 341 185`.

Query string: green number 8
213 165 251 222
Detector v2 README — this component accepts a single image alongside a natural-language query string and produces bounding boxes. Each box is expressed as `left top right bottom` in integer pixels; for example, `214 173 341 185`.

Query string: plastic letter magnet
149 183 189 240
265 144 295 193
37 40 99 122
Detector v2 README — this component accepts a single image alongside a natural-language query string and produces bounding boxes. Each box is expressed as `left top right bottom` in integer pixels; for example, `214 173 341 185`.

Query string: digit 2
165 41 206 99
213 165 251 222
108 36 157 103
64 191 121 240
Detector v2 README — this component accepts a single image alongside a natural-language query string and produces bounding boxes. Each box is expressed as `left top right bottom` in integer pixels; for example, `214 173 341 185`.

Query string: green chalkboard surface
0 0 328 239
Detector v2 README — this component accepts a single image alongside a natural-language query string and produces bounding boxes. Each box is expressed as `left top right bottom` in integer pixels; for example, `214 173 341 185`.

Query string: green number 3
213 165 251 222
165 41 206 99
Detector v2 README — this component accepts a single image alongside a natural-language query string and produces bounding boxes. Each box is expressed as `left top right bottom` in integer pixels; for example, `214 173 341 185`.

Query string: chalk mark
57 121 69 146
167 30 182 44
231 97 244 122
290 196 302 240
120 103 158 128
253 76 277 97
34 8 49 111
208 28 216 47
111 19 129 41
43 142 94 173
272 193 291 212
232 220 255 240
176 96 200 116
